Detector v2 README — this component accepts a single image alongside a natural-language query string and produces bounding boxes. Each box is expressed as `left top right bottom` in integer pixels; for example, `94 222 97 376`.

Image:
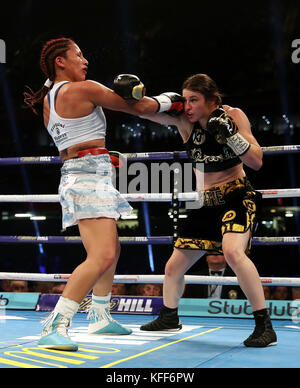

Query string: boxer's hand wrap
206 108 250 156
113 74 146 100
152 92 185 116
226 133 251 156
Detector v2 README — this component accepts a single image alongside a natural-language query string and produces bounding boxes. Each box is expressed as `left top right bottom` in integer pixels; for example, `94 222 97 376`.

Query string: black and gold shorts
174 177 262 255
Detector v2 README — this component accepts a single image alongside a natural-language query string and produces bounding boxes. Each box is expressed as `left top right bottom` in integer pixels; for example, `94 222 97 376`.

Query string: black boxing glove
113 74 146 100
152 92 185 116
206 107 250 156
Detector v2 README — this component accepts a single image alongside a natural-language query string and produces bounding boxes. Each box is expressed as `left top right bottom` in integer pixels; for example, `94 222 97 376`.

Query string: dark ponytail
23 83 52 116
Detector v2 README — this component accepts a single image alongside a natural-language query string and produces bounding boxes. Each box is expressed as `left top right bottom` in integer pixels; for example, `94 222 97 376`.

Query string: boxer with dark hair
136 73 276 348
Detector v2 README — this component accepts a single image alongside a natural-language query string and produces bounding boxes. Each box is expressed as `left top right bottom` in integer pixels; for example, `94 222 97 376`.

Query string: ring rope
0 145 299 166
1 147 298 288
0 272 299 287
0 236 299 246
0 189 299 203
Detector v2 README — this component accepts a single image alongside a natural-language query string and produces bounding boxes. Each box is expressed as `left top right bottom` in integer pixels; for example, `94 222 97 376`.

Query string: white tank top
46 81 106 151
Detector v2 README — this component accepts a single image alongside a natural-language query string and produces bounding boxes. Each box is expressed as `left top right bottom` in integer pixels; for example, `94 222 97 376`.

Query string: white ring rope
0 272 299 287
0 189 299 203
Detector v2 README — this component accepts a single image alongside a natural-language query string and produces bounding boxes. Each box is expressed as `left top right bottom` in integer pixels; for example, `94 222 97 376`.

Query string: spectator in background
0 280 10 292
292 287 300 300
271 286 291 300
50 282 66 294
31 282 52 294
10 281 29 292
111 283 127 296
183 255 246 299
127 284 139 296
1 280 29 293
263 286 272 300
137 284 163 297
29 282 65 294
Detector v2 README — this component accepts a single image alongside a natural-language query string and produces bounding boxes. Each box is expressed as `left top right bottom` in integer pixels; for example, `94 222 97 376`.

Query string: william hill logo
78 296 162 315
111 297 157 314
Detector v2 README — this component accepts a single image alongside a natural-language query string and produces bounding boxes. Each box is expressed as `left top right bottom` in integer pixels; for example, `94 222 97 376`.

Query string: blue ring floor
0 310 299 368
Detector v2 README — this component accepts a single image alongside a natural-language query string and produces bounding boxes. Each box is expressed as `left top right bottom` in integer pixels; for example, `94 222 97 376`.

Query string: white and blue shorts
59 153 132 230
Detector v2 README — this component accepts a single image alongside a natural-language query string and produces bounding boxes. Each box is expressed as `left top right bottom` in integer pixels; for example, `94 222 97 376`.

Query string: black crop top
184 122 242 172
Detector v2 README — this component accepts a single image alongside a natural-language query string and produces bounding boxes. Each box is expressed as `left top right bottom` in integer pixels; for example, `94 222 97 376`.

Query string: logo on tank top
51 122 68 142
192 127 206 145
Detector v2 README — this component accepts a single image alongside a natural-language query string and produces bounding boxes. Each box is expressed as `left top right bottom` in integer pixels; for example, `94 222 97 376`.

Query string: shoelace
54 316 72 339
41 311 72 339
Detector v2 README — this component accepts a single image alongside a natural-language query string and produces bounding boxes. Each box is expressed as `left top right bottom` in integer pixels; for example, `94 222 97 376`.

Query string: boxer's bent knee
165 260 184 279
223 243 246 268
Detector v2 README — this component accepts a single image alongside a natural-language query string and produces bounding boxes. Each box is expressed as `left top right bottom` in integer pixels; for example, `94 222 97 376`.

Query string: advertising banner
36 294 163 315
179 298 300 321
0 293 40 310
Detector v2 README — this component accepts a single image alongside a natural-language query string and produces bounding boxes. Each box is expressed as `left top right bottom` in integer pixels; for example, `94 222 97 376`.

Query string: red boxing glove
152 92 185 116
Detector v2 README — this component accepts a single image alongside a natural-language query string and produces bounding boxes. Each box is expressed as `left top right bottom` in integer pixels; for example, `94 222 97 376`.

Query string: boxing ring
0 145 300 369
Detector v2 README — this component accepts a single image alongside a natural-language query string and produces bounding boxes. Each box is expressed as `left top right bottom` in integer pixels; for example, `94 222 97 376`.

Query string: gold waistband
199 177 253 206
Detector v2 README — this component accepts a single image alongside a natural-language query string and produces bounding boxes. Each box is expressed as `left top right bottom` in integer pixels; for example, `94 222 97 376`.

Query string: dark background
0 0 299 279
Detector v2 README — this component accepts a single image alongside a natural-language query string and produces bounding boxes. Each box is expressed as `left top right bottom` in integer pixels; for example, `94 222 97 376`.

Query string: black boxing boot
244 308 277 347
140 305 182 332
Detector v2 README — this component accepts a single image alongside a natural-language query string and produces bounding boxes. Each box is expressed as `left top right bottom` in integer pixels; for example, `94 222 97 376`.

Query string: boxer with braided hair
24 37 184 351
24 38 74 115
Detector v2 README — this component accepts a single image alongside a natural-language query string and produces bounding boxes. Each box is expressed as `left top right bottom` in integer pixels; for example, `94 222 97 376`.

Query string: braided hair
24 37 75 115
